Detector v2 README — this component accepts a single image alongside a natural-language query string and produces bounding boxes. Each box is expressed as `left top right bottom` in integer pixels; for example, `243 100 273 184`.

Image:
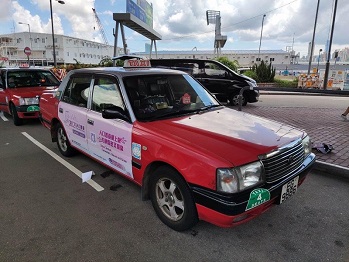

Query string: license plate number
279 176 299 204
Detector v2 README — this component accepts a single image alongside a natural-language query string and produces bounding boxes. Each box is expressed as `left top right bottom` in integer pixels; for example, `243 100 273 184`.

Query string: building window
67 52 69 56
42 38 45 43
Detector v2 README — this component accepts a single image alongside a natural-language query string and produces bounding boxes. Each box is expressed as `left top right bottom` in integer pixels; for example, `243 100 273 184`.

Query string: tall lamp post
316 48 322 73
18 22 32 48
323 0 338 90
50 0 65 67
258 14 266 61
307 0 320 75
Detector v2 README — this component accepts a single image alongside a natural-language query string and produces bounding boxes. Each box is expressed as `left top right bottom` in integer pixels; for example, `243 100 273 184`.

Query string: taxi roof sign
124 59 151 68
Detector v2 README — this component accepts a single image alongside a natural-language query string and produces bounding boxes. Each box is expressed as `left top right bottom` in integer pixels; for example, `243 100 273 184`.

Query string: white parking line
22 132 104 192
0 111 9 121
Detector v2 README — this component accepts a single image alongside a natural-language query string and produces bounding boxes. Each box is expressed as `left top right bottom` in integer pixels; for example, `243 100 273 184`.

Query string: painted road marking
22 132 104 192
0 111 9 121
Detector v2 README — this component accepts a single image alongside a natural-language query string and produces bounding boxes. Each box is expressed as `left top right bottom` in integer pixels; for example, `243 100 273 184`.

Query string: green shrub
252 60 276 83
243 70 258 80
274 78 298 88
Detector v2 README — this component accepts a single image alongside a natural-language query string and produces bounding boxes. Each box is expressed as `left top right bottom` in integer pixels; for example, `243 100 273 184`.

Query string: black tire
149 166 198 231
229 93 247 106
56 123 76 157
10 104 23 126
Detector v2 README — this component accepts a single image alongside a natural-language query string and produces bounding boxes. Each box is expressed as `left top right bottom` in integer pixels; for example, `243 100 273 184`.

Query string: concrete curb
313 160 349 179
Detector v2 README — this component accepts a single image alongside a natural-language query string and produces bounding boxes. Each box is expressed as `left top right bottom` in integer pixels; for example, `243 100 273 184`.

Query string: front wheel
229 93 247 106
10 104 23 126
149 166 198 231
56 123 76 157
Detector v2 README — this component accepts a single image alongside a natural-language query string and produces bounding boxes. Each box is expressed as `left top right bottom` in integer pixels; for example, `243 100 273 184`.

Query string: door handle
87 119 94 125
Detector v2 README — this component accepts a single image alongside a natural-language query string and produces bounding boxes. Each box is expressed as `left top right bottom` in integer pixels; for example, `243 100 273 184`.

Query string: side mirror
102 105 131 122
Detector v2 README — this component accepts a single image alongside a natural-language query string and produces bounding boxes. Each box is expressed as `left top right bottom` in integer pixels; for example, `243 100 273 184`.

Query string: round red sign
24 47 31 56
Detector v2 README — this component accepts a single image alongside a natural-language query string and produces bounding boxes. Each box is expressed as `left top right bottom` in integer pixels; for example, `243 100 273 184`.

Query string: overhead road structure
112 13 162 65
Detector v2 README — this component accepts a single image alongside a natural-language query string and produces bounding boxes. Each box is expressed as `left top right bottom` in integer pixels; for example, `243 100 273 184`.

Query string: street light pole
323 0 338 90
307 0 320 75
258 14 266 61
50 0 65 67
18 22 32 48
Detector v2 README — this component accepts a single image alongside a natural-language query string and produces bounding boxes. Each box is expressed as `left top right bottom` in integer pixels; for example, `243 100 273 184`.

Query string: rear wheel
149 166 198 231
10 104 23 126
56 123 76 157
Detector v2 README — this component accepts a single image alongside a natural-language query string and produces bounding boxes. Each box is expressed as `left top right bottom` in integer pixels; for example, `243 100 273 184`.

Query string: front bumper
190 153 316 227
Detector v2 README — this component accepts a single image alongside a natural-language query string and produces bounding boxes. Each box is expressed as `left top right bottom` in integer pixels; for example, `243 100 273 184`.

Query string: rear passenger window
62 76 91 107
91 76 124 112
203 62 227 78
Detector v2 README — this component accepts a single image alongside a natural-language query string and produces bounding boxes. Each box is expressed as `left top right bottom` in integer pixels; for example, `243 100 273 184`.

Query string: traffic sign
24 47 31 56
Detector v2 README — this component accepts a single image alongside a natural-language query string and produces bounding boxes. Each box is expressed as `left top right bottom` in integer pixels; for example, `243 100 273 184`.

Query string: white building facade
0 32 295 68
132 49 293 67
0 32 121 67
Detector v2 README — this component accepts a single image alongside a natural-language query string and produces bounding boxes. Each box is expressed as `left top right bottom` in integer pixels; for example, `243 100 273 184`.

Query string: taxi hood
141 107 305 167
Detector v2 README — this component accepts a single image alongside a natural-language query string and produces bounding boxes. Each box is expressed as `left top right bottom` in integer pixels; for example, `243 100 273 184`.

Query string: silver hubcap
58 128 68 152
155 178 184 221
232 95 245 105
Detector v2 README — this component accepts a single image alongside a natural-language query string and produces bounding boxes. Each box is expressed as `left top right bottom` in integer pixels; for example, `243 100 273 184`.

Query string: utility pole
258 14 266 61
307 0 320 75
323 0 338 90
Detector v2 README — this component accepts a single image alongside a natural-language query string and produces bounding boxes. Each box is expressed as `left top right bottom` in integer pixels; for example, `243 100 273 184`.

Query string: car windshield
7 70 60 88
123 74 221 121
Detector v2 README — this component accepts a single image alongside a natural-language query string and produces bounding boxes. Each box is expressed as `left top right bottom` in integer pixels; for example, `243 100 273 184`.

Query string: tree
99 56 113 67
216 56 239 72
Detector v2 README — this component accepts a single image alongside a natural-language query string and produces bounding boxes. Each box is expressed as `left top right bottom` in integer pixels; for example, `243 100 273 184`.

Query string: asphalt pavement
243 88 349 178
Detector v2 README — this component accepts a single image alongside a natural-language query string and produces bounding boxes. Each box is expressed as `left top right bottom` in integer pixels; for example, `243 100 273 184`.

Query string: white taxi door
58 75 91 153
86 75 133 179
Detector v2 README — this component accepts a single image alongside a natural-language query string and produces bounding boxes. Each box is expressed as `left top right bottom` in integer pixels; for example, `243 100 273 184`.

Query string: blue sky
1 0 348 57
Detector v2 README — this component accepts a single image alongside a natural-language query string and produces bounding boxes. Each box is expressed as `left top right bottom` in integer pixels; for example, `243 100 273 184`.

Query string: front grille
261 140 305 183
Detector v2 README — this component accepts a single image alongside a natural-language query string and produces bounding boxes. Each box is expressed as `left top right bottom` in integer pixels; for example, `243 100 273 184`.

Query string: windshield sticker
245 188 270 211
132 143 141 160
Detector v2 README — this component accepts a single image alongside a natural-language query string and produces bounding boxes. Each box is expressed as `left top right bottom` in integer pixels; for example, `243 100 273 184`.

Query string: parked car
0 67 60 125
39 60 315 231
150 58 259 106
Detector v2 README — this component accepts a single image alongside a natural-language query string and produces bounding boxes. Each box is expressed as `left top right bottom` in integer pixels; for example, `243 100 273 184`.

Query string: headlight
19 97 39 105
247 80 257 89
217 161 264 193
302 135 312 157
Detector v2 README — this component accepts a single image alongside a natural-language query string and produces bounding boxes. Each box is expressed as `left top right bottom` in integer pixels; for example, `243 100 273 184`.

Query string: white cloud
1 0 348 56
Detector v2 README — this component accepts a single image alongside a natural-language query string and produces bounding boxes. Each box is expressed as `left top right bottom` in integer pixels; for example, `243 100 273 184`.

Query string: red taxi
39 60 315 231
0 68 60 125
